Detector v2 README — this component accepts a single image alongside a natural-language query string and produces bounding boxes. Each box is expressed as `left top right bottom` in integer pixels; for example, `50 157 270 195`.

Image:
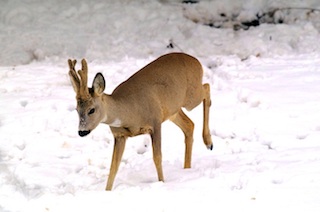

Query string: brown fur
68 52 213 190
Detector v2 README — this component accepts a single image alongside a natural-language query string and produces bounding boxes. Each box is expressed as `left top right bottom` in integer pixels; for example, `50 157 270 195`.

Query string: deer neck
101 94 126 127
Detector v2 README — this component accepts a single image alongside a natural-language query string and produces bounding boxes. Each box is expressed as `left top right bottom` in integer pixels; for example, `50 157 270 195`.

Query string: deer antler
78 59 88 94
68 59 90 99
68 59 80 93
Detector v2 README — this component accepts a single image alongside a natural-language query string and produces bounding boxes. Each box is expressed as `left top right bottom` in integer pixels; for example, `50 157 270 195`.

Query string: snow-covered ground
1 0 320 211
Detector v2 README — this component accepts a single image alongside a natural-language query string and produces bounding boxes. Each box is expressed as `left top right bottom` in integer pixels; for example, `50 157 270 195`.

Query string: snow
1 0 320 211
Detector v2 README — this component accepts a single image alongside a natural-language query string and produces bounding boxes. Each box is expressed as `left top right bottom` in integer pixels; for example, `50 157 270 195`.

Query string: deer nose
79 130 91 137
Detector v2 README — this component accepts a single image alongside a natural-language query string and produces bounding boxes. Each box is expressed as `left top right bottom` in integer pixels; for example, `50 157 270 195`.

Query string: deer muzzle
79 130 91 137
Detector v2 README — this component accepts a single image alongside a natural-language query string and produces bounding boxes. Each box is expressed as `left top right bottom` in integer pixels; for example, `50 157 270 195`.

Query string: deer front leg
106 135 126 191
151 123 164 182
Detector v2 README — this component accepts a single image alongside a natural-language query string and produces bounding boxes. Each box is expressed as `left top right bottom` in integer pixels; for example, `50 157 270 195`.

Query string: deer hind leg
151 123 164 182
106 136 126 191
170 109 194 168
203 83 213 150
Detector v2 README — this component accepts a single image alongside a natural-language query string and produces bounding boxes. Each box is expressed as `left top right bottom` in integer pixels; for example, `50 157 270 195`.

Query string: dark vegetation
180 1 320 31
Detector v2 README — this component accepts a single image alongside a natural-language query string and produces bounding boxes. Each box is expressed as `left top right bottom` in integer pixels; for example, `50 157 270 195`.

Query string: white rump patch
109 118 122 127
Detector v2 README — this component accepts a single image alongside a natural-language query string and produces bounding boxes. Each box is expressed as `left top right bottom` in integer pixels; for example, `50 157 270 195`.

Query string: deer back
110 53 204 124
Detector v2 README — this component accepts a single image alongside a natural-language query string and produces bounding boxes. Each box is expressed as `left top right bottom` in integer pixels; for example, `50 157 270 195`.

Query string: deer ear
92 73 105 95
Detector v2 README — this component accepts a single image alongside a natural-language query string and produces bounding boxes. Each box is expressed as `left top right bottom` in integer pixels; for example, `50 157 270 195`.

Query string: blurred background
1 0 320 66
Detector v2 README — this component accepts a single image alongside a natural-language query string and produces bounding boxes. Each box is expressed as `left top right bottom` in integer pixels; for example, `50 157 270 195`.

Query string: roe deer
68 52 213 190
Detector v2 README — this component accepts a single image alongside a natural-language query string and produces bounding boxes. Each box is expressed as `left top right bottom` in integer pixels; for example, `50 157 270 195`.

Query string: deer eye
88 108 95 115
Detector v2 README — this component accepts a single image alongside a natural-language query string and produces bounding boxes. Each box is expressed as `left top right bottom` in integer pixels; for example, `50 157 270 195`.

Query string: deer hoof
207 144 213 151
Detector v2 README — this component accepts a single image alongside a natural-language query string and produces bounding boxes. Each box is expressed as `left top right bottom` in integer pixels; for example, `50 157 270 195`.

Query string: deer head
68 59 106 137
